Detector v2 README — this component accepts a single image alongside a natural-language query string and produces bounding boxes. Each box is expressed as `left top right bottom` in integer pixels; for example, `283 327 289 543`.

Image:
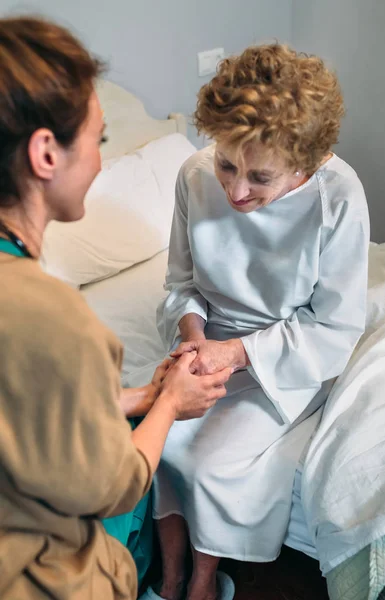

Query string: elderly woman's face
214 142 301 213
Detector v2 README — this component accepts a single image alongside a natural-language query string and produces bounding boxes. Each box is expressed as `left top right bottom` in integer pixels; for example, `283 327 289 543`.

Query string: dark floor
143 545 329 600
222 547 329 600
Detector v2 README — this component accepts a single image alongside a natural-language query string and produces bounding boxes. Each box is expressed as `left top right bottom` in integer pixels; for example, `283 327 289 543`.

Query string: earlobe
28 128 58 181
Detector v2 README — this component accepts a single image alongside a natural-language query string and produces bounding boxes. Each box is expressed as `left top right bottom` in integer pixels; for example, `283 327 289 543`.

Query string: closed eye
218 160 236 172
249 173 271 185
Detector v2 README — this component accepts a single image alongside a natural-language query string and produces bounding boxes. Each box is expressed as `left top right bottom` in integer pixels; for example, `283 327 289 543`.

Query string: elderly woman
140 44 370 600
0 17 232 600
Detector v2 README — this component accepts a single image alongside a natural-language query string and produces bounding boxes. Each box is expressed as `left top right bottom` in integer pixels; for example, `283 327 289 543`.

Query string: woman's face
46 90 105 222
214 141 302 214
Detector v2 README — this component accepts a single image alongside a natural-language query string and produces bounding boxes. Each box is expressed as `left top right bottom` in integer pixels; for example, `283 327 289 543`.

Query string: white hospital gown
155 145 370 561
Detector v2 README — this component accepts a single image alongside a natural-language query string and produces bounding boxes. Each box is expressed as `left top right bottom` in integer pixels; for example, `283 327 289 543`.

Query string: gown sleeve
157 166 208 349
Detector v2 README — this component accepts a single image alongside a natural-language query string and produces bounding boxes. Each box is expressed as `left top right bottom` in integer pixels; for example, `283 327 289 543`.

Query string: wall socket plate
198 47 225 77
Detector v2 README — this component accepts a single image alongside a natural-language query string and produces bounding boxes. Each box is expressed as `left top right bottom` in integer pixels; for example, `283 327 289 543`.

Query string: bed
41 80 385 599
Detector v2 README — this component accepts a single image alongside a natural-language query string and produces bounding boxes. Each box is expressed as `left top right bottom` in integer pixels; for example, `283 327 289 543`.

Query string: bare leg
157 514 189 600
187 548 220 600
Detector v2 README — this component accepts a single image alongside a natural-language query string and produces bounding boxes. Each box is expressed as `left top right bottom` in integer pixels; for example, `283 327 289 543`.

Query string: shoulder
0 260 122 369
178 144 216 187
316 154 368 225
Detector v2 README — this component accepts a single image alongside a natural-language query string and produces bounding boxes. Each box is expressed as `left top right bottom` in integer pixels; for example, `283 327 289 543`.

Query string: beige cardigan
0 253 151 599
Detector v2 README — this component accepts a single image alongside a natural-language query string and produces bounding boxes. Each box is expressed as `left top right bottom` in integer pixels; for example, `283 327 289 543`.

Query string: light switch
198 47 225 77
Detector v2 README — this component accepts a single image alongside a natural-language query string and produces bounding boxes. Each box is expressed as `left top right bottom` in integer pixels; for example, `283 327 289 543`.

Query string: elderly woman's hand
170 338 249 376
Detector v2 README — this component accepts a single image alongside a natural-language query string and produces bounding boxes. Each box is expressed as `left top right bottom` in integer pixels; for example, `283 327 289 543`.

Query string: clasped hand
170 338 247 376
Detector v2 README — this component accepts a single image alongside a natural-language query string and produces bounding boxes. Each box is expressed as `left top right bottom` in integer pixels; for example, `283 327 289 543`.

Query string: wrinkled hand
170 338 248 376
158 352 232 420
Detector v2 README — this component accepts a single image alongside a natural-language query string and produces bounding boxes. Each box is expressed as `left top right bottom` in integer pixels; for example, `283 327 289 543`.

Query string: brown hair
194 43 345 175
0 16 104 206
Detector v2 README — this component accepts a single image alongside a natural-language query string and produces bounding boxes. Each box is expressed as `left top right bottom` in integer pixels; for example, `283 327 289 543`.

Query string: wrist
179 313 206 342
120 386 150 417
226 338 249 370
154 391 178 422
144 383 156 403
183 331 206 342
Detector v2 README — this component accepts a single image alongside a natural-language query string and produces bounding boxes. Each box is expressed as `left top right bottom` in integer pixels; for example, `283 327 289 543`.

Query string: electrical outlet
198 47 225 77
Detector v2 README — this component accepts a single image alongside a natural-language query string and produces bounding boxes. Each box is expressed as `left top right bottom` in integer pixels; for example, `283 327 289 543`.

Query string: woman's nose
229 178 251 201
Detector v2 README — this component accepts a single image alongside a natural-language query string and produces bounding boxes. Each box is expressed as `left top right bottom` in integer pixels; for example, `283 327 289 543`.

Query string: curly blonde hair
194 43 345 175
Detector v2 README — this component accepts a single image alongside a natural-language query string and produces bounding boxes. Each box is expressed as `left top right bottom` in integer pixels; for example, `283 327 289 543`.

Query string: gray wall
5 1 382 239
1 0 292 146
293 0 385 242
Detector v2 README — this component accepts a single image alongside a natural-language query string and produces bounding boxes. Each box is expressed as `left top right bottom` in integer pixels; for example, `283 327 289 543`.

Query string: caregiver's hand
158 351 232 419
132 352 232 474
171 338 250 376
151 358 175 388
119 359 176 417
143 358 176 409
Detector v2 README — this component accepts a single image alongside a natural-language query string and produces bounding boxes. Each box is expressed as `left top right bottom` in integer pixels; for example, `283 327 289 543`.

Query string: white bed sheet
302 315 385 574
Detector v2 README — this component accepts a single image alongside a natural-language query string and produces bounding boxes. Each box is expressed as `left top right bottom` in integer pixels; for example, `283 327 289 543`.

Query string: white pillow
41 133 196 287
136 132 194 207
368 242 385 288
366 242 385 333
81 249 168 385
